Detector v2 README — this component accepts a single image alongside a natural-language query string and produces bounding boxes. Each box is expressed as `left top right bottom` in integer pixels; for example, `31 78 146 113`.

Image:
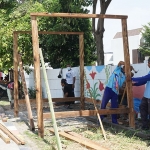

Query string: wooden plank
49 129 108 150
0 130 10 144
0 123 21 145
31 16 44 137
18 97 80 104
65 131 104 147
14 31 84 35
79 34 85 109
121 19 135 128
18 54 35 131
13 32 19 117
43 108 129 119
30 13 128 19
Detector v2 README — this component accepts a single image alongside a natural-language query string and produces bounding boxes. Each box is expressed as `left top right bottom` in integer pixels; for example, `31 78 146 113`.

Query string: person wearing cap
132 57 150 130
100 61 126 124
66 64 76 98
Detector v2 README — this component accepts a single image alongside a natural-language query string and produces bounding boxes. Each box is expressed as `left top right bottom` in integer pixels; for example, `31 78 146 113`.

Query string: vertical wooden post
31 16 44 137
79 34 84 110
13 32 19 117
18 54 35 131
121 19 135 128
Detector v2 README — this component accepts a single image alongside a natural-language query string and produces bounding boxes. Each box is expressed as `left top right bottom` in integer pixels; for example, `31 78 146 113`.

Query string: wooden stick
0 123 21 145
84 75 107 140
120 86 126 105
0 130 10 143
18 54 35 131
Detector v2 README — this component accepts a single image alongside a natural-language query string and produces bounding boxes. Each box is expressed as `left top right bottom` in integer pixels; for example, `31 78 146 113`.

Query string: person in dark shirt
61 79 74 108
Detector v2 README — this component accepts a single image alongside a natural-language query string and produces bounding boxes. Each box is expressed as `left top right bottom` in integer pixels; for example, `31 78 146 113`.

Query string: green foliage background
0 0 96 73
139 23 150 56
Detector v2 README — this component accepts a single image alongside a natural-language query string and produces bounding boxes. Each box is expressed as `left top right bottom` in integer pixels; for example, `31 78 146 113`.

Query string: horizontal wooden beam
43 108 129 119
18 97 80 104
30 13 128 19
13 31 84 35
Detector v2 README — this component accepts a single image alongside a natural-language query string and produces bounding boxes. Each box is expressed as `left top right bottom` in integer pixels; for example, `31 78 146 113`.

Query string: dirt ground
1 99 150 150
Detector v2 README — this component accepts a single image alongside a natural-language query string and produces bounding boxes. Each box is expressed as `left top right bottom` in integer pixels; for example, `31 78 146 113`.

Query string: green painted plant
87 82 101 100
105 65 110 85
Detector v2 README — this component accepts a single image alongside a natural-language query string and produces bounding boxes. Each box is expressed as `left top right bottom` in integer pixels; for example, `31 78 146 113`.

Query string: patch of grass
24 130 54 150
0 100 9 106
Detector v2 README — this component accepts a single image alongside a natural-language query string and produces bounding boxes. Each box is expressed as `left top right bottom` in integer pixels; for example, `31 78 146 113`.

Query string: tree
0 1 46 73
40 0 96 68
92 0 112 65
139 23 150 56
0 0 96 72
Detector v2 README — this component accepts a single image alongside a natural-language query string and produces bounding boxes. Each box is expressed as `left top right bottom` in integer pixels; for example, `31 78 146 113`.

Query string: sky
88 0 150 52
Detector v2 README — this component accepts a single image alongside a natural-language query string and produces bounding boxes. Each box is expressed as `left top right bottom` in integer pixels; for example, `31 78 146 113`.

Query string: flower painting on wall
85 69 105 100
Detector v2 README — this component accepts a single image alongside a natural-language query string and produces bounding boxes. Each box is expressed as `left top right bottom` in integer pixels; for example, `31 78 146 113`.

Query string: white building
112 28 144 65
104 52 113 65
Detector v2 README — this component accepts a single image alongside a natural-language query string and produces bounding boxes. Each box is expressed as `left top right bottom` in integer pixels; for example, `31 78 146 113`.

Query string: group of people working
101 57 150 130
1 59 150 130
62 60 150 130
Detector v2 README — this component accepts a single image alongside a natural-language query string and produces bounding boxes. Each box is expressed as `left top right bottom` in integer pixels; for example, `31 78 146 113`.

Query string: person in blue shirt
132 57 150 130
101 61 126 124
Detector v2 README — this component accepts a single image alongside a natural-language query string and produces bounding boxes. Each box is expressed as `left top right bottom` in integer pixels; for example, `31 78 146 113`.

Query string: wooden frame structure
13 12 135 137
13 30 84 137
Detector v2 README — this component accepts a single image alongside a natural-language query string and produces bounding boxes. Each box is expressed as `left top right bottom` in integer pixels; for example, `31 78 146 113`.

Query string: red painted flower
89 71 96 80
99 80 104 91
86 80 90 89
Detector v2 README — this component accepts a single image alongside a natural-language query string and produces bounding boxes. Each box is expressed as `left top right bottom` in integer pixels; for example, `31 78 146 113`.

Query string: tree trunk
93 0 112 65
94 18 105 65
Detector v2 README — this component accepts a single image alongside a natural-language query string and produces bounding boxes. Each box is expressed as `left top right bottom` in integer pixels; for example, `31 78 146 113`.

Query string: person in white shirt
66 64 76 98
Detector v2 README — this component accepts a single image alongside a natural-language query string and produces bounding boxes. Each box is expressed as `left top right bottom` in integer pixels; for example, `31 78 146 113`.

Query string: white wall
112 34 142 65
24 60 150 100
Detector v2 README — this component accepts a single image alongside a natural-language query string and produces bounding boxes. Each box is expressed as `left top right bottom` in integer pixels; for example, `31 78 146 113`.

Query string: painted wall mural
84 66 111 101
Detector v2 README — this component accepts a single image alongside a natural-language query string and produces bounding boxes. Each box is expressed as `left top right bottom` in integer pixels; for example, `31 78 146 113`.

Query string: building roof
113 28 142 39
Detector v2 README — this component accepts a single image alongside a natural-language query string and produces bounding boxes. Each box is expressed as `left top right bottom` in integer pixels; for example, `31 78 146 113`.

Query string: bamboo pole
18 54 35 131
84 75 106 140
39 48 62 150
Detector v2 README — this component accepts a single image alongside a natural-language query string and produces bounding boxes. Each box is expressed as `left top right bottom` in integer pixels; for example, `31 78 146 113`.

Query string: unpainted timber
30 13 128 19
43 108 129 119
18 97 80 104
49 129 108 150
14 31 84 35
0 123 21 145
0 130 10 144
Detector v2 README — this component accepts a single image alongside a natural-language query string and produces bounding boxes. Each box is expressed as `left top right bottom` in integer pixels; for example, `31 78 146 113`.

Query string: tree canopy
139 23 150 56
0 0 96 73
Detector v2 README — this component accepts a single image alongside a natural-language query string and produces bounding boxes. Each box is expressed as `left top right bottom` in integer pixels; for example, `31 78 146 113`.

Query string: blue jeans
101 87 118 124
